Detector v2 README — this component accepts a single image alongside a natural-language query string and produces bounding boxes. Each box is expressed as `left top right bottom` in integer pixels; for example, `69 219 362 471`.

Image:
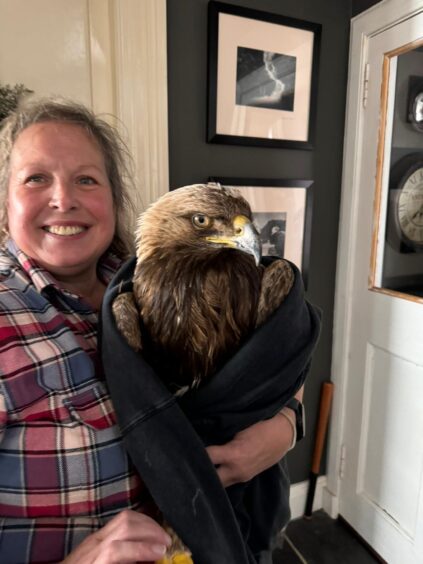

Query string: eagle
112 183 294 392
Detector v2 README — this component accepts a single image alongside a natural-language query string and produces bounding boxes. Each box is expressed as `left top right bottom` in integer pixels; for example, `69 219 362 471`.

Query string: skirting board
289 475 327 520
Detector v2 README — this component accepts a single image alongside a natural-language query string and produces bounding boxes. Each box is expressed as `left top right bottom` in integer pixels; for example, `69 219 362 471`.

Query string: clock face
397 165 423 246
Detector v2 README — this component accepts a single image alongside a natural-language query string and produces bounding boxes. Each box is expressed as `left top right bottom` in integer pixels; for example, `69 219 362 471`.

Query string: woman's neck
55 270 106 311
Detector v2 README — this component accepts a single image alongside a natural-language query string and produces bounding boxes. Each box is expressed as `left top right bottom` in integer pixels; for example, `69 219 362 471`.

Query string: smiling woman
0 97 174 563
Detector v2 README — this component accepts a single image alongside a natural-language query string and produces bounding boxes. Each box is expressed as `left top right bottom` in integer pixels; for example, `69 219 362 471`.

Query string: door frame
324 0 423 519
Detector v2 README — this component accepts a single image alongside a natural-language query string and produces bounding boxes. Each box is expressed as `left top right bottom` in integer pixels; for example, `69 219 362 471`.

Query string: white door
327 4 423 564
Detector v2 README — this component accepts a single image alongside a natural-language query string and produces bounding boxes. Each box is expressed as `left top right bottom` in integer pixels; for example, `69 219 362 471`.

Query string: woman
0 98 300 563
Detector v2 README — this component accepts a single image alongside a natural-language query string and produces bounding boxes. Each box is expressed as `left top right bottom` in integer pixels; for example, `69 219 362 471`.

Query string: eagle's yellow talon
173 554 194 564
156 554 193 564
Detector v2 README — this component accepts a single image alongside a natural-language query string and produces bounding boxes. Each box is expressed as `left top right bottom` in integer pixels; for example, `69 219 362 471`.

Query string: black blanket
100 257 321 563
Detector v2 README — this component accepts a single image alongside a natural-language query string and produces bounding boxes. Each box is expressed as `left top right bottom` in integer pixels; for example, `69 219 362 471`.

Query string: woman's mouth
43 225 87 236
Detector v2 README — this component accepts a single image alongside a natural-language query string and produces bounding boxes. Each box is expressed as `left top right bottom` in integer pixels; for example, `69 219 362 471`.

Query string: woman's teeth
45 226 86 236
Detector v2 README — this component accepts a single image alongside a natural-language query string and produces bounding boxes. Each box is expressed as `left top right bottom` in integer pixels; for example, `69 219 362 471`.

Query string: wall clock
387 153 423 253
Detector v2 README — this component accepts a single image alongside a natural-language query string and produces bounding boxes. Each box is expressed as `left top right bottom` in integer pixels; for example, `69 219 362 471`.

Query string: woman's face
7 122 116 281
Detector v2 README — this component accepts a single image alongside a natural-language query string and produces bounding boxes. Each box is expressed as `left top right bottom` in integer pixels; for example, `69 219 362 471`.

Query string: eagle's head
136 183 262 266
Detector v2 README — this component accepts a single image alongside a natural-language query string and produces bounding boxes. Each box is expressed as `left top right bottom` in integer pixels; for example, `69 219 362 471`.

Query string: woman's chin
33 251 102 281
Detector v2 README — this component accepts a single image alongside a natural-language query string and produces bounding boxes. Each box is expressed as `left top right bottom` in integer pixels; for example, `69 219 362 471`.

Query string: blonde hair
0 96 135 257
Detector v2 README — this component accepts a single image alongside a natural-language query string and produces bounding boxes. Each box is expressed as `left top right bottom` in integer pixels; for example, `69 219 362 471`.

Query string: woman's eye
25 174 45 184
78 176 97 185
192 214 211 228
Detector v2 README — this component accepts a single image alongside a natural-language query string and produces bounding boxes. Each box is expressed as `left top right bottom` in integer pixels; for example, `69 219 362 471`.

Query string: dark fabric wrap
100 256 321 564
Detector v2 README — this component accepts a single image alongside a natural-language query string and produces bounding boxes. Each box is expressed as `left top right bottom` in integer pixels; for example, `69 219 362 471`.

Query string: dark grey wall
167 0 350 483
352 0 382 17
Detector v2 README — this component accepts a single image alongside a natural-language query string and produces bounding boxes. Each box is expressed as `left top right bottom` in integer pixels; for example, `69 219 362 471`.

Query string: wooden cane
304 381 334 518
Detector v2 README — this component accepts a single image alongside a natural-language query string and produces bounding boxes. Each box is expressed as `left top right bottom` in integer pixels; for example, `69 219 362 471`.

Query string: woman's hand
61 509 172 564
206 411 295 488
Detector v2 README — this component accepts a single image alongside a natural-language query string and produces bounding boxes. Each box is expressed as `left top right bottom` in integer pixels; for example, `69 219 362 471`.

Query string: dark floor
272 510 382 564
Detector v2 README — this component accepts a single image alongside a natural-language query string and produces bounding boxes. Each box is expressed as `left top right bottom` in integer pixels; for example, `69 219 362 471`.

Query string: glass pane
381 45 423 298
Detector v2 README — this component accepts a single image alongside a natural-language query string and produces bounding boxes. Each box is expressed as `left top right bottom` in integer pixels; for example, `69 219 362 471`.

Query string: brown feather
113 291 143 351
256 259 294 326
133 250 261 388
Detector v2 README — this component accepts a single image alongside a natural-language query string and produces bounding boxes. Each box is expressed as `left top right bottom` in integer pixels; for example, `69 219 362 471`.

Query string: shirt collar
5 239 123 297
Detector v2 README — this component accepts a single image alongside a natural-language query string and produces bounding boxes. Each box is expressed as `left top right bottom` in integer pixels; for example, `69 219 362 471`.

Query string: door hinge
362 63 370 108
339 444 346 479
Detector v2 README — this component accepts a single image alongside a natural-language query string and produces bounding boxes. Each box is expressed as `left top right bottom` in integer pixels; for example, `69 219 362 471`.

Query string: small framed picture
207 1 321 149
210 177 313 287
407 75 423 132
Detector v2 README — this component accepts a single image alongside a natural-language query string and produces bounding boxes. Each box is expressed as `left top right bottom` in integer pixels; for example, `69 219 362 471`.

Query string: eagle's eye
192 214 211 229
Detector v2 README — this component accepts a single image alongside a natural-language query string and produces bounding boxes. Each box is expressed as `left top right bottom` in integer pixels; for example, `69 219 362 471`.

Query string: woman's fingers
206 443 237 486
61 509 172 564
93 539 167 564
97 509 171 545
206 413 295 487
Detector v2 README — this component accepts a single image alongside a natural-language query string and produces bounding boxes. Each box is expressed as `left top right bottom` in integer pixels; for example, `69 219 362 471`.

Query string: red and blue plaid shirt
0 241 145 563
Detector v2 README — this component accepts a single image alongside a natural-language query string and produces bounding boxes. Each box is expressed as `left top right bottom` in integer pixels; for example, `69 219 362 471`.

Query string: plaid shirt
0 241 145 563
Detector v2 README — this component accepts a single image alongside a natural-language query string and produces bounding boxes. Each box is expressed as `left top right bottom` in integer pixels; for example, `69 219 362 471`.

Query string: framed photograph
210 177 313 287
207 1 321 150
407 75 423 132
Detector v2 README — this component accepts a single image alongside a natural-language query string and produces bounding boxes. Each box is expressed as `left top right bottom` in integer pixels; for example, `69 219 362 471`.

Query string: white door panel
359 345 423 538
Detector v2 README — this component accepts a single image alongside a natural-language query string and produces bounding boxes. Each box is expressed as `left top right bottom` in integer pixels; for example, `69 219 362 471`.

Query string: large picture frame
210 178 313 287
207 1 321 150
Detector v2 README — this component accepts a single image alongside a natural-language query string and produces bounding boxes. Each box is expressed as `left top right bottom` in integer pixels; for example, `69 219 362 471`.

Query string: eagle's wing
256 259 294 327
112 291 143 351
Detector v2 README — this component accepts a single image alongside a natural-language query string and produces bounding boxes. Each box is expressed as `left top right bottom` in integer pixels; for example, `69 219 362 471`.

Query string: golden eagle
112 183 294 392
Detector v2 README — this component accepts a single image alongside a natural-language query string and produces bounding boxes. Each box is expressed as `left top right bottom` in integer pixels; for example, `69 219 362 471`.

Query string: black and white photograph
255 212 287 257
236 47 296 111
207 1 321 149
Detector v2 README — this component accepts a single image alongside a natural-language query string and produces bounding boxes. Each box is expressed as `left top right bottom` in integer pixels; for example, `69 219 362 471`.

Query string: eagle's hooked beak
205 215 262 266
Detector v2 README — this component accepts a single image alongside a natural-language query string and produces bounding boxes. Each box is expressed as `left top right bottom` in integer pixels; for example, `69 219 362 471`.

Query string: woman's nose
48 179 79 211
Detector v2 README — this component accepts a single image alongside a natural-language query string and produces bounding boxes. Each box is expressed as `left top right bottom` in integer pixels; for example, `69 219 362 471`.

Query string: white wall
0 0 169 213
0 0 93 105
